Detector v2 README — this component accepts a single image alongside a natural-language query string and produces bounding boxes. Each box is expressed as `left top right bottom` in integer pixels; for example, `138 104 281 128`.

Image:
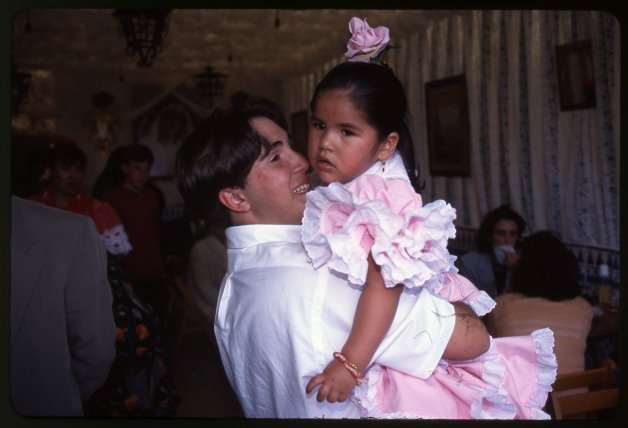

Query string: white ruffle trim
302 182 457 290
101 224 132 255
525 328 557 420
465 290 496 317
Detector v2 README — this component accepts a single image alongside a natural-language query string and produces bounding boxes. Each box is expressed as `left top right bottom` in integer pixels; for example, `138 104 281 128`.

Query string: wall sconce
193 66 228 106
11 64 32 114
113 9 172 67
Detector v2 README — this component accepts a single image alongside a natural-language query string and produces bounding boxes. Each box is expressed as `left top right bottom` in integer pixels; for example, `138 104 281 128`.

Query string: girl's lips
316 159 334 172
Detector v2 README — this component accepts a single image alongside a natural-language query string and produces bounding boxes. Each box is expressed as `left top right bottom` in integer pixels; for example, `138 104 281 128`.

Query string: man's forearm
442 301 490 360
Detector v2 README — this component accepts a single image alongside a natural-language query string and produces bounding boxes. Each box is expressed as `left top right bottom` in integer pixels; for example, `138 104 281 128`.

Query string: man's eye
271 154 280 162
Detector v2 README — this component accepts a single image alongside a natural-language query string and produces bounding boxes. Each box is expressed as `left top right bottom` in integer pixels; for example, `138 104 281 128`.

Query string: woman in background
457 204 526 298
487 231 593 375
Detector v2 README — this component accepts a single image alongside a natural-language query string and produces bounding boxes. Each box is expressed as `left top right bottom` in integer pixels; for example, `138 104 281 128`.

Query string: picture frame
290 109 309 157
425 74 471 176
555 39 596 111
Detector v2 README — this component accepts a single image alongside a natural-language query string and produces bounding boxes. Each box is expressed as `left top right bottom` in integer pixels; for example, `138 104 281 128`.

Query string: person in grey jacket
10 196 116 416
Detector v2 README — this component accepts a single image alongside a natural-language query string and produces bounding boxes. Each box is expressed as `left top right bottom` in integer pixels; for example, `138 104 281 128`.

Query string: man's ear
377 132 399 162
218 187 250 213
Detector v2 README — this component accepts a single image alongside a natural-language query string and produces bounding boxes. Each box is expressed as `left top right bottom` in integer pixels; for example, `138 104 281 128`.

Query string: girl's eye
312 120 325 130
341 129 354 137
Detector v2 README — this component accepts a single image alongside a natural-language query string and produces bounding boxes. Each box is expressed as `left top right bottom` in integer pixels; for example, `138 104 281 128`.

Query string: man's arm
442 301 490 360
65 217 116 401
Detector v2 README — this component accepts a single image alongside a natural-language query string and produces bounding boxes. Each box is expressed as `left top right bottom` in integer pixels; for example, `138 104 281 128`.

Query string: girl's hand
305 359 358 403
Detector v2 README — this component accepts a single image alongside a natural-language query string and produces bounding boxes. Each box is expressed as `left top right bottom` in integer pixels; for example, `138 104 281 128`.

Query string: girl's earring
381 160 386 173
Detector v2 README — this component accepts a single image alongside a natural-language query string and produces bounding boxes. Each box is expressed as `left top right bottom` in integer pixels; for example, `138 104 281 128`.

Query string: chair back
550 359 618 420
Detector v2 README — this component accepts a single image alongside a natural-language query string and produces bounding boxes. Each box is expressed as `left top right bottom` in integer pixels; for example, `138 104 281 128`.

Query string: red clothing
30 188 131 255
103 185 165 279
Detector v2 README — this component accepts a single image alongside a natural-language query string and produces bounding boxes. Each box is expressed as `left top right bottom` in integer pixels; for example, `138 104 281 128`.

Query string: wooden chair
549 359 619 420
165 275 215 364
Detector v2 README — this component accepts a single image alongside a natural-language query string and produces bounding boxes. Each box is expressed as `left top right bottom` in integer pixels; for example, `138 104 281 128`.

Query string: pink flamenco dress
302 152 557 419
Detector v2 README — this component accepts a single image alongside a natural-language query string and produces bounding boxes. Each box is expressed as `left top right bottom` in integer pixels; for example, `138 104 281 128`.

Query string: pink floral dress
302 152 557 419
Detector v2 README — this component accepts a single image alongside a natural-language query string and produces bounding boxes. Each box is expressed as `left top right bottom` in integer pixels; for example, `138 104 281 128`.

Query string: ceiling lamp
113 9 171 67
193 66 228 106
11 64 32 114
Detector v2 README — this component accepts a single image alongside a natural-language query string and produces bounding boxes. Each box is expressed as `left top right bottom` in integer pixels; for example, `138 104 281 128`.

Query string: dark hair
47 139 86 169
476 204 526 253
175 96 287 228
310 61 423 191
92 145 127 198
511 231 581 301
122 143 154 164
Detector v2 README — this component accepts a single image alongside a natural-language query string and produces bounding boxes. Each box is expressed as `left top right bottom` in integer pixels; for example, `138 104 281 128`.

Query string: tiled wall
450 227 620 300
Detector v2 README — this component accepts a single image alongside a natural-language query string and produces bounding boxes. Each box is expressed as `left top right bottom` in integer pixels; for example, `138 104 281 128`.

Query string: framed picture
555 39 596 111
425 74 471 176
290 109 309 157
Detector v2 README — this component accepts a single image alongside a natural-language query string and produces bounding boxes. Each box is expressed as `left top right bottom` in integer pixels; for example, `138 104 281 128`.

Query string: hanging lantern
11 64 32 114
113 9 171 67
193 66 228 106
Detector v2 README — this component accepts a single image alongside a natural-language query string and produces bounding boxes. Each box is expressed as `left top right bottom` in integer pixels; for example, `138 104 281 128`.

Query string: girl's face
308 90 395 185
50 162 85 197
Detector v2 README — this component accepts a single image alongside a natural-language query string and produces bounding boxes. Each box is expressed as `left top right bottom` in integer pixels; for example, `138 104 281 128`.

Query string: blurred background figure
456 204 526 298
486 231 593 376
27 136 179 416
11 196 116 416
102 144 170 324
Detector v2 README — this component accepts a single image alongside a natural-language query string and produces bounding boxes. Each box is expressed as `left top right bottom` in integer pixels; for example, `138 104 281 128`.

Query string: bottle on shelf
597 263 611 307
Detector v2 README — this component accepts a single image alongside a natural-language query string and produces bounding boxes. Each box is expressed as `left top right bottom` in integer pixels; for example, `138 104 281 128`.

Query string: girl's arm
306 255 402 403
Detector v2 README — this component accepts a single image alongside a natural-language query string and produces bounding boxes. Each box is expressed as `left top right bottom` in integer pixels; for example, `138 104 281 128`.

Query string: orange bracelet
333 352 366 385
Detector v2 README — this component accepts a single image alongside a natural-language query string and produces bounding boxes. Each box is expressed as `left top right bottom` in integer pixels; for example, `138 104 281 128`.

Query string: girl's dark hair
511 231 581 301
92 145 127 198
310 61 423 191
47 139 86 168
175 96 287 228
476 204 526 253
122 143 154 164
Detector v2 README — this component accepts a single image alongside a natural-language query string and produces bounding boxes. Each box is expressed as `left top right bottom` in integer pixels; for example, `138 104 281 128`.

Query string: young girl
303 18 556 419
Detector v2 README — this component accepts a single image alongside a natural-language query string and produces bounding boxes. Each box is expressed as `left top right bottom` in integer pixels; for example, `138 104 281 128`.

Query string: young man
103 144 168 320
176 97 489 418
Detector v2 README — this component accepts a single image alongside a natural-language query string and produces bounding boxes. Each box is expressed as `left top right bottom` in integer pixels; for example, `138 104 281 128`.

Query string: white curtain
280 10 620 250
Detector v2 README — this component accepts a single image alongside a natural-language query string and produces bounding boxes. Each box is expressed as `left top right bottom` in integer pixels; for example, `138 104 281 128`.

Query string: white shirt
214 224 455 418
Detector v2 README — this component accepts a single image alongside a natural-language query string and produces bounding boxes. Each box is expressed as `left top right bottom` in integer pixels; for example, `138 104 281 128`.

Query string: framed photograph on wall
290 109 309 157
555 39 596 111
425 74 471 176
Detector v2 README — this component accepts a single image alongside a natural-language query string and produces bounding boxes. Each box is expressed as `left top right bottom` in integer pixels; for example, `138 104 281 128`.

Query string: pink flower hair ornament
344 17 393 65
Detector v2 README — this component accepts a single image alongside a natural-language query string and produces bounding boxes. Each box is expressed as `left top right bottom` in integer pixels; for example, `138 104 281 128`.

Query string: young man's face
122 160 151 193
239 117 311 225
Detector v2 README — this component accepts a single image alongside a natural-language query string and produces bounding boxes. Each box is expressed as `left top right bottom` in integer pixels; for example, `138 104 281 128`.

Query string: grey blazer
10 197 116 416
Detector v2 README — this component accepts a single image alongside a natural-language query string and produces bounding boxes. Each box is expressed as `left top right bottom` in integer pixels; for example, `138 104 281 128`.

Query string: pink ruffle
353 328 557 419
302 175 457 289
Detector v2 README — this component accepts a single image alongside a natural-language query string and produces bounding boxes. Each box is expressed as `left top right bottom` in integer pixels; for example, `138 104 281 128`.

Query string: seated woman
457 204 526 298
29 136 179 416
486 231 593 376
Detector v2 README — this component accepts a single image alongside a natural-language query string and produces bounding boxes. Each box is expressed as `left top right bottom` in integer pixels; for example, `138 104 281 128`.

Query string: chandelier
193 66 228 106
11 64 32 114
114 9 171 67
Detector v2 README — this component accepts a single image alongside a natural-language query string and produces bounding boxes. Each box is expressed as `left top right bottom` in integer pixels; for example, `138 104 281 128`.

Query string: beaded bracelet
333 352 366 385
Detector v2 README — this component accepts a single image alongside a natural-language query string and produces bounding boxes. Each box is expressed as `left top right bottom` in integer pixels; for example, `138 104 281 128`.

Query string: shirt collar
226 224 302 249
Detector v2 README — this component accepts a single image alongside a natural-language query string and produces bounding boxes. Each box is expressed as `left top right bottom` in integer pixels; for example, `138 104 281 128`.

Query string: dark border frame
425 74 471 177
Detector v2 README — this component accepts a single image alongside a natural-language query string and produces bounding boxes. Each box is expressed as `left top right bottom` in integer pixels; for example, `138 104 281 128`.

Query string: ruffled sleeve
91 199 133 255
302 174 457 290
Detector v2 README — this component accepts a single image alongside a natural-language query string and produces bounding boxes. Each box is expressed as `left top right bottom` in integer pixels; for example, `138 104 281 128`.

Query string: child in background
103 144 168 322
303 17 556 419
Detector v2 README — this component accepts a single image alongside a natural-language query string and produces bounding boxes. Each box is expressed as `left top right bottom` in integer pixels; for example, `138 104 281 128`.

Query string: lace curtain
280 10 620 250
